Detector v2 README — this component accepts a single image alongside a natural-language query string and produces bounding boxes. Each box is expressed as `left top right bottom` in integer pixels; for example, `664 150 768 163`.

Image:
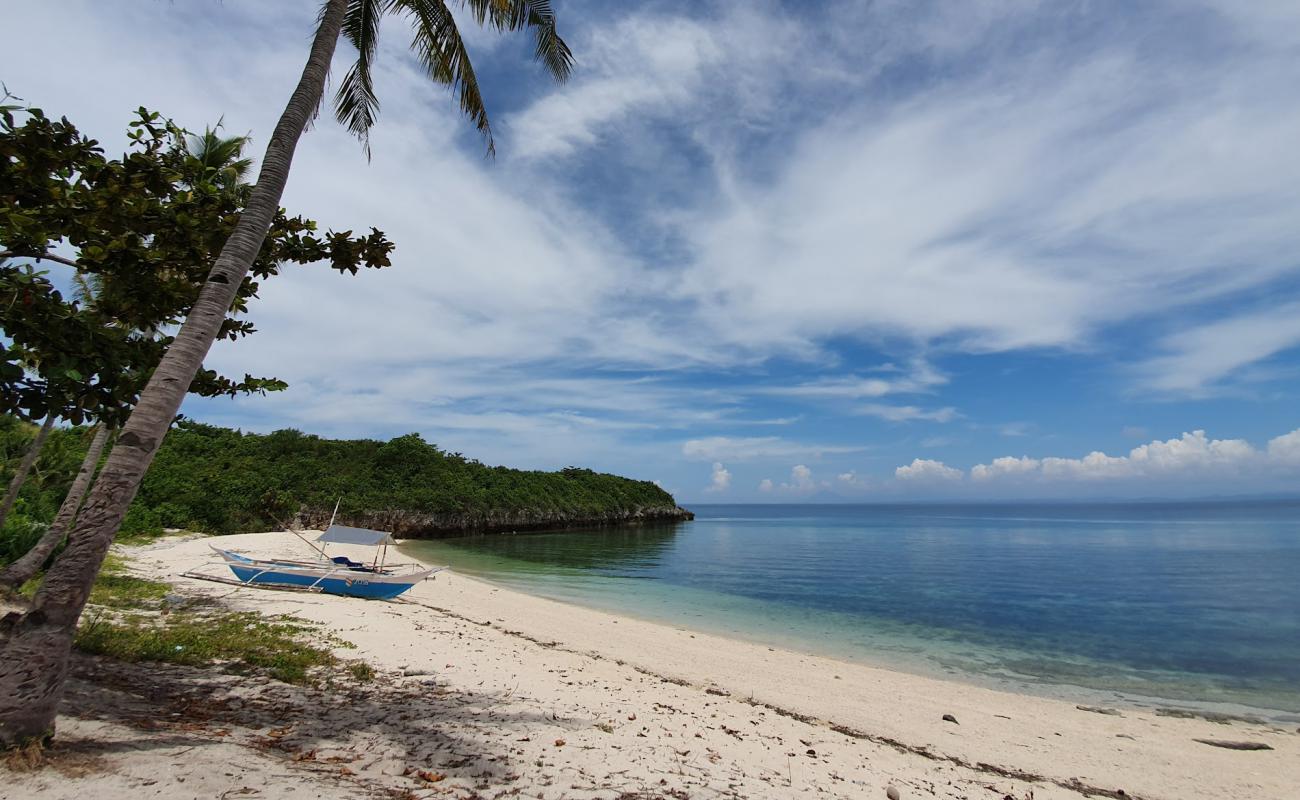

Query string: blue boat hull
226 564 418 599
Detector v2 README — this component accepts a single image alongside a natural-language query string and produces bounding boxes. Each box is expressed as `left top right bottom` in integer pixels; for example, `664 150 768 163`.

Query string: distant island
127 420 692 537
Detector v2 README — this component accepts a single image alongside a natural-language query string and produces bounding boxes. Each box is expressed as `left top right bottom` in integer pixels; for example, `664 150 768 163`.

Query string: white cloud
857 404 959 423
680 436 867 462
758 464 820 494
673 4 1300 376
835 470 870 490
895 458 963 482
971 455 1040 481
787 464 814 491
763 360 947 400
1269 429 1300 464
706 462 732 493
968 428 1300 484
506 16 721 160
1132 303 1300 394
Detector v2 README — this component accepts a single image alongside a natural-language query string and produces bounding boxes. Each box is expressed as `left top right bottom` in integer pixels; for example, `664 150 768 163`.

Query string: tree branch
0 250 80 269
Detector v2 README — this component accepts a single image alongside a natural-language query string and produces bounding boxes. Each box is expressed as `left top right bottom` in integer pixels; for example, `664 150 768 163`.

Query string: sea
401 502 1300 718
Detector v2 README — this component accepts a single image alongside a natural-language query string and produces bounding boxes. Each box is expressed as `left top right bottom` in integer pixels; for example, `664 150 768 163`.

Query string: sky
4 0 1300 502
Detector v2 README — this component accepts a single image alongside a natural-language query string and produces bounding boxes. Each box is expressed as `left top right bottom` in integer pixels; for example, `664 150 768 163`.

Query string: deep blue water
403 502 1300 714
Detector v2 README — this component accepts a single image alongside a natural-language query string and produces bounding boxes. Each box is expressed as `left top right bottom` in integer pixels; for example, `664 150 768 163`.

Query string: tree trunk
0 425 111 593
0 0 349 748
0 416 56 530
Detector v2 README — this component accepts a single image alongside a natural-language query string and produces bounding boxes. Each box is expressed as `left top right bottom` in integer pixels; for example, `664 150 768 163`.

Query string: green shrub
0 509 49 567
118 504 164 539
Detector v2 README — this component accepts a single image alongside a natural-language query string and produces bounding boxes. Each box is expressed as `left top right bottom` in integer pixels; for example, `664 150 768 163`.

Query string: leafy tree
0 0 573 746
0 107 395 589
1 106 393 425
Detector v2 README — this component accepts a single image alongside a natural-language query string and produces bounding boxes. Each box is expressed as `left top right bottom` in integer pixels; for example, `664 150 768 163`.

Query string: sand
8 531 1297 800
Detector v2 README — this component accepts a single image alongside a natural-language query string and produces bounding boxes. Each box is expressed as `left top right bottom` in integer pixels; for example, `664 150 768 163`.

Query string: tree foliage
129 420 678 535
0 104 395 424
0 417 91 564
334 0 573 157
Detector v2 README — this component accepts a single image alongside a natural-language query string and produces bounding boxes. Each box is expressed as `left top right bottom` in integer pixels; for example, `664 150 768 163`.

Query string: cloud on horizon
903 427 1300 492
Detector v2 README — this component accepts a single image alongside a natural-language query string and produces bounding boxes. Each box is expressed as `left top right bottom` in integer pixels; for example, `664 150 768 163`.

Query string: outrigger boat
198 523 442 600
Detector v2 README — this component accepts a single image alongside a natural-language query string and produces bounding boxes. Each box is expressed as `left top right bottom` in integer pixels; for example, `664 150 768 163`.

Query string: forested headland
0 416 691 555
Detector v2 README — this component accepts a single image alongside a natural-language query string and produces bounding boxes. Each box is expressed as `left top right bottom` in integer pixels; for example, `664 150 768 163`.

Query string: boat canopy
317 524 397 546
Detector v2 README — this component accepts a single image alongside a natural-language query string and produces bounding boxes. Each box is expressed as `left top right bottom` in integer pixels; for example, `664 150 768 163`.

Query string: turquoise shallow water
401 502 1300 716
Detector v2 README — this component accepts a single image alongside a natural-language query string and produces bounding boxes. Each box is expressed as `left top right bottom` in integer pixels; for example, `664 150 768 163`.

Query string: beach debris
1192 738 1274 751
554 739 566 747
1077 705 1122 716
404 767 446 783
1157 708 1265 725
942 714 959 725
886 785 902 800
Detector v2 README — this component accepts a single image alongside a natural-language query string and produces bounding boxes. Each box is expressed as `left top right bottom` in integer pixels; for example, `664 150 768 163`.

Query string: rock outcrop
298 504 695 538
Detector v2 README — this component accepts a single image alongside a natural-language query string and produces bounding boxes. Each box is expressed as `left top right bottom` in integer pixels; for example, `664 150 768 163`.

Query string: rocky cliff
298 504 695 538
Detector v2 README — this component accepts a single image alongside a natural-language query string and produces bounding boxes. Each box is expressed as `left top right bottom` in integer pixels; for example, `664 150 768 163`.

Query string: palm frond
334 0 392 156
184 124 253 190
462 0 572 82
70 271 103 308
395 0 496 157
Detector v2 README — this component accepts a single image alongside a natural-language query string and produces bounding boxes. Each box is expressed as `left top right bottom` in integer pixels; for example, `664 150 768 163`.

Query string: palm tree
0 416 55 530
0 0 571 747
0 425 110 594
182 124 253 191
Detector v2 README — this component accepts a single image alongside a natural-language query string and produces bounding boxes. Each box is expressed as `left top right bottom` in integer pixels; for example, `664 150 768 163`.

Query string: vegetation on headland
0 415 689 558
131 420 690 536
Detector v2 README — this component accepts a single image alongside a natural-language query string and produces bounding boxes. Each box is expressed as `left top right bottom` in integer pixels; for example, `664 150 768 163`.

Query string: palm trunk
0 425 111 593
0 416 56 530
0 0 349 748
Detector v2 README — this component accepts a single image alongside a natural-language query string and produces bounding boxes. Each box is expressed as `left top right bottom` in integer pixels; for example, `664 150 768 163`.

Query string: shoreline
16 530 1298 800
400 540 1300 722
426 561 1299 726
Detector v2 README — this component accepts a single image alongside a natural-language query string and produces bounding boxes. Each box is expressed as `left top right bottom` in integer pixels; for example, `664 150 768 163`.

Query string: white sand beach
9 531 1297 800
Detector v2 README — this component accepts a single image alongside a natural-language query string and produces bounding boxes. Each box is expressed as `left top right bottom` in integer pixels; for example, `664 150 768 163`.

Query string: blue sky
5 0 1300 501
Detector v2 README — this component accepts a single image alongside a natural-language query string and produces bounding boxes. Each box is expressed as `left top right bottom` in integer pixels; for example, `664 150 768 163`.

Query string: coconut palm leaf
396 0 496 155
335 0 391 156
333 0 573 156
463 0 572 82
184 125 254 190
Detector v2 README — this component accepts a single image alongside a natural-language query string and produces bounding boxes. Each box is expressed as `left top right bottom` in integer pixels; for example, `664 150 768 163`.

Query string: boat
201 523 443 600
